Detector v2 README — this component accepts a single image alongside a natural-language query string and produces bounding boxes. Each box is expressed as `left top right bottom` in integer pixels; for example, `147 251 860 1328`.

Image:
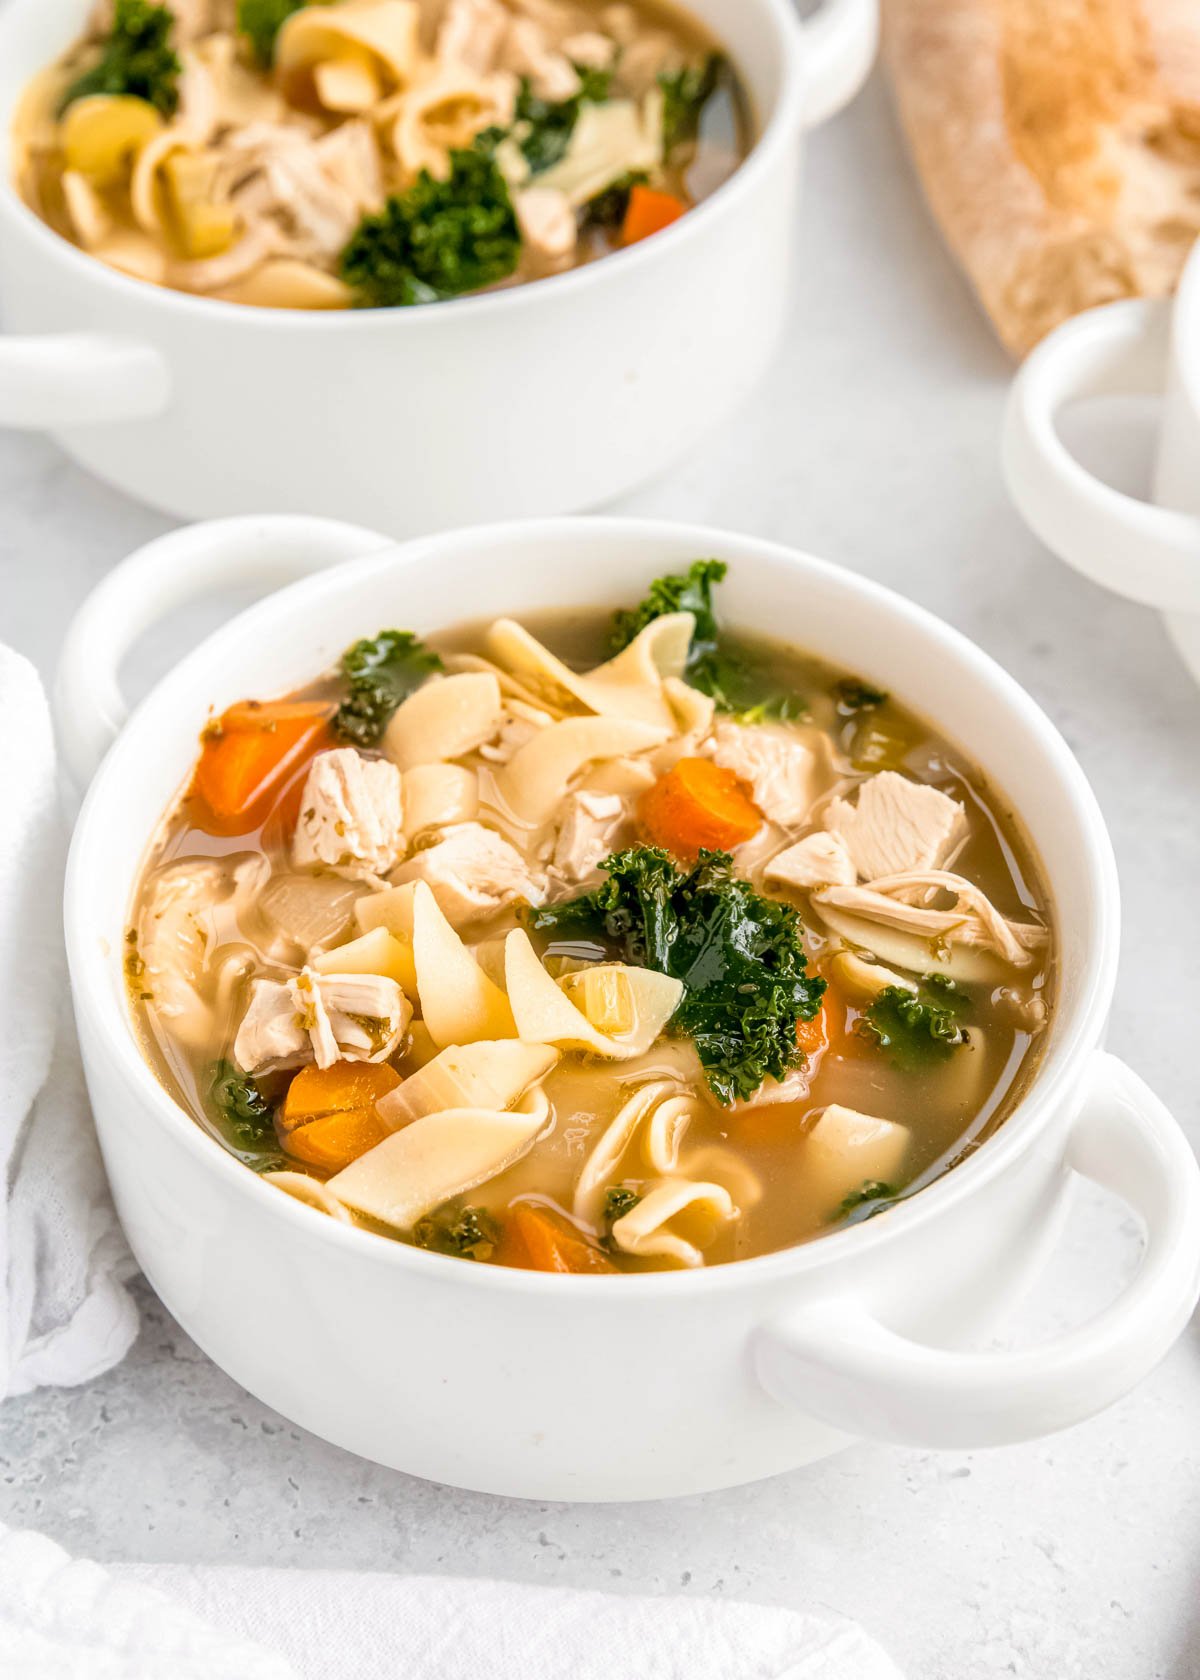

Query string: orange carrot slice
191 700 333 836
639 757 763 858
280 1061 401 1173
622 185 687 246
498 1203 616 1274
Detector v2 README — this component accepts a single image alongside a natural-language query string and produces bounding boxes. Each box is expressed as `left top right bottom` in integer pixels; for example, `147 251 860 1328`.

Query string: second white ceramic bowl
0 0 876 533
1003 241 1200 685
57 514 1200 1500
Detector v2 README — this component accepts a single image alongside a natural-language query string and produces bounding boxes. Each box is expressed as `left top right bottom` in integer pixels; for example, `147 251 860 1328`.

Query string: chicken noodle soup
14 0 749 308
128 561 1054 1272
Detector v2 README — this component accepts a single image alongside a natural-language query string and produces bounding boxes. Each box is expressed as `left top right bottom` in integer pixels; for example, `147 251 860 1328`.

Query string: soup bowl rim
0 0 806 331
64 513 1120 1296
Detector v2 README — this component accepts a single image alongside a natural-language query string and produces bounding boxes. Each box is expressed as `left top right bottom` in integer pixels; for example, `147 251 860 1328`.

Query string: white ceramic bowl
1003 242 1200 685
0 0 876 533
59 514 1200 1501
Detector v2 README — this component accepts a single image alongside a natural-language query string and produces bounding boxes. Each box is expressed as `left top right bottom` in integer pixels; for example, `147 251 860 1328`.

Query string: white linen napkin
0 1523 904 1680
0 645 137 1398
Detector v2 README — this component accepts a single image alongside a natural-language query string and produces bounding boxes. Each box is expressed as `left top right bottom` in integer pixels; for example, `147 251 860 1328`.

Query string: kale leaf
505 67 612 175
833 677 889 712
608 560 805 723
333 629 443 747
414 1205 499 1260
61 0 180 116
603 1185 641 1222
533 847 826 1105
208 1060 283 1164
237 0 307 65
609 557 725 654
340 146 521 307
837 1180 899 1226
858 975 968 1072
659 54 723 156
583 169 649 229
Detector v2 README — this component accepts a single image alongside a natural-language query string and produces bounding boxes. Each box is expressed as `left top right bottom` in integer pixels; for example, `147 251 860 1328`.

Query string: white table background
2 70 1199 1680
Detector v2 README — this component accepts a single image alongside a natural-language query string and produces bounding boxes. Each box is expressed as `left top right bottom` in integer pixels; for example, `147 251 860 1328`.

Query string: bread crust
883 0 1200 354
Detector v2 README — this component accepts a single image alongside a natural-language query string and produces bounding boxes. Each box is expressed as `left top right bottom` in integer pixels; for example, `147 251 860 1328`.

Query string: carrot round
498 1203 616 1274
795 1001 829 1059
280 1061 400 1173
622 184 687 246
191 700 333 836
639 757 763 857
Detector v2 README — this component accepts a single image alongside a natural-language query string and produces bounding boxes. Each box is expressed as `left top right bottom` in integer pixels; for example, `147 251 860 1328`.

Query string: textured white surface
1 70 1198 1680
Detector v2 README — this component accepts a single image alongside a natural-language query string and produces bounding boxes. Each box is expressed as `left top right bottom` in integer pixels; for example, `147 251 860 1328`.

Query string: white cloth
0 1525 904 1680
0 647 137 1398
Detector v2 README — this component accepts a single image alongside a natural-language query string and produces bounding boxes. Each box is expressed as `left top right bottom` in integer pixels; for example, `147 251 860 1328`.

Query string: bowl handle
1002 298 1200 615
0 332 170 427
796 0 879 129
754 1052 1200 1447
54 513 389 789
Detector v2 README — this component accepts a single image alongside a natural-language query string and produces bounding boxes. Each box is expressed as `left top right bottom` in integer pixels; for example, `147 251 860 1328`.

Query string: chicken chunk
390 823 545 925
514 186 577 272
824 772 966 882
234 967 410 1074
137 854 266 1048
293 749 404 880
765 830 856 892
435 0 509 70
710 722 819 830
550 790 626 887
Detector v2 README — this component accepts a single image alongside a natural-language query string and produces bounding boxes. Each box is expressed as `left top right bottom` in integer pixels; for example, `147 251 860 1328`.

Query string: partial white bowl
1003 241 1200 685
58 514 1200 1501
0 0 876 533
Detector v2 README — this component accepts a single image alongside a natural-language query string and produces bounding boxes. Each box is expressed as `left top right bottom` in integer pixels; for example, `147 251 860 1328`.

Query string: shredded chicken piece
710 721 819 830
390 821 545 924
550 789 626 887
293 748 405 880
234 966 410 1073
824 772 966 882
313 119 385 215
477 706 550 765
814 871 1048 969
765 831 856 892
137 855 267 1048
500 16 580 99
435 0 510 71
514 185 577 271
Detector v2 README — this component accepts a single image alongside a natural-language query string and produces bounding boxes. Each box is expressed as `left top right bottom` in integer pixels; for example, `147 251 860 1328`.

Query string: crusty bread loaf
883 0 1200 354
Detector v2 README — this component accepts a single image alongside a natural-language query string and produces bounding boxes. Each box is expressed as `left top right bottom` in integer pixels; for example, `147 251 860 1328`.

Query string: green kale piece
333 630 443 747
859 976 968 1072
60 0 180 116
208 1061 284 1165
659 53 723 156
413 1206 500 1261
603 1185 641 1222
236 0 308 65
340 146 521 308
506 66 612 175
833 677 889 712
533 847 826 1105
836 1180 900 1226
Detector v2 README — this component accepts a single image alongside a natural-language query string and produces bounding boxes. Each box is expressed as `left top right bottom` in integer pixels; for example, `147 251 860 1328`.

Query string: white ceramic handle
796 0 879 129
1002 298 1200 615
0 332 171 427
755 1051 1200 1448
54 513 389 789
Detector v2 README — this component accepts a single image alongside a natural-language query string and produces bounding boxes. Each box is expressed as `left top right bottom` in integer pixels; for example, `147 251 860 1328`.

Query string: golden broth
128 605 1054 1271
